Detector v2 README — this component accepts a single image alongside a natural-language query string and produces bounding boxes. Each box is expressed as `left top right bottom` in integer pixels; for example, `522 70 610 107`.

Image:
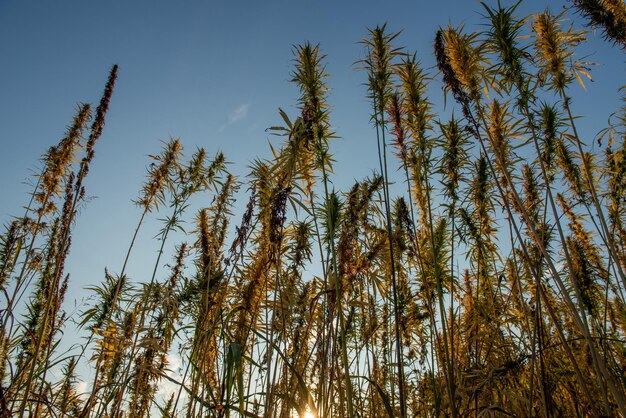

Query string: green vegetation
1 1 626 416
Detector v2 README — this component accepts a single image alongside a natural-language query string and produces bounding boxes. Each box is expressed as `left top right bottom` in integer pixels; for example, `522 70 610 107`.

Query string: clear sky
0 0 624 305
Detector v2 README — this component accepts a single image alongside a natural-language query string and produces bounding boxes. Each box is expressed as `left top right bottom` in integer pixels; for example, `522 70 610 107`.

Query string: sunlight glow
303 411 316 418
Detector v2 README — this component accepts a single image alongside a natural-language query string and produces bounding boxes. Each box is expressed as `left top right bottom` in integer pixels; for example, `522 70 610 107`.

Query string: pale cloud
77 381 89 400
219 103 250 132
156 353 187 402
229 103 249 123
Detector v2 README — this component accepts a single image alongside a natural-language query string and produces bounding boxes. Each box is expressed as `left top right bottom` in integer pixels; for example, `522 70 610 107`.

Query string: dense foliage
1 1 626 417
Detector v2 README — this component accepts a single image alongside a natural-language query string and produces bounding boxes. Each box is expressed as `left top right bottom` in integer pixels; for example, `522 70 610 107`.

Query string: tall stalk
14 65 117 417
361 25 408 418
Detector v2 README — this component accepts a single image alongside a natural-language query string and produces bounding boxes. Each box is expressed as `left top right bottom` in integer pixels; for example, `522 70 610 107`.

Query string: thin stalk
17 65 117 417
560 90 626 289
371 83 407 418
79 208 148 418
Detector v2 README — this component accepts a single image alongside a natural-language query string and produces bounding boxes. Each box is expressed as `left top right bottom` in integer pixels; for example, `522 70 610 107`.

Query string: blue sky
0 0 624 305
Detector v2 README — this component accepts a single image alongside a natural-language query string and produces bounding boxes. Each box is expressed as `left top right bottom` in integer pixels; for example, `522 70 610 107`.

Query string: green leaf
353 375 394 417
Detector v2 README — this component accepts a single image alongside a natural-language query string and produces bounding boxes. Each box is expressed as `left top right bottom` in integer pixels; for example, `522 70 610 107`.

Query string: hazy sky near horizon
0 0 624 304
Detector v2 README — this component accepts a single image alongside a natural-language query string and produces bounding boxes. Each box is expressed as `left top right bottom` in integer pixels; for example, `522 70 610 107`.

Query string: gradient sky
1 0 624 308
